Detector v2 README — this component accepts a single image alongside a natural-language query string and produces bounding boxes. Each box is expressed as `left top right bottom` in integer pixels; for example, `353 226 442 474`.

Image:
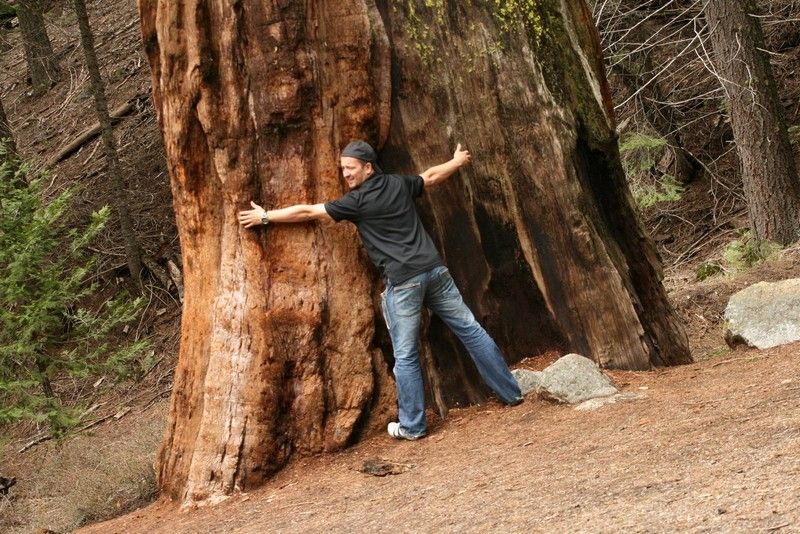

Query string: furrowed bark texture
139 0 395 504
703 0 800 244
17 0 59 94
139 0 690 504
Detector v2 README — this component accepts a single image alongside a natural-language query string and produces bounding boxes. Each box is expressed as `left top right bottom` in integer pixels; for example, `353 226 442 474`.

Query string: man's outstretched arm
238 201 332 228
419 143 471 188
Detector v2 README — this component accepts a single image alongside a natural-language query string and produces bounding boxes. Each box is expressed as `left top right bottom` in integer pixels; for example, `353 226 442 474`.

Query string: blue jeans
380 265 522 437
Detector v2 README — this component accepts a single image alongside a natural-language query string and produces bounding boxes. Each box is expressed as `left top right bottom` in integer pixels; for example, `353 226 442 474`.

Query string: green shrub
0 1 15 17
0 146 146 435
618 131 685 209
634 174 685 209
788 125 800 145
723 230 783 272
695 260 725 281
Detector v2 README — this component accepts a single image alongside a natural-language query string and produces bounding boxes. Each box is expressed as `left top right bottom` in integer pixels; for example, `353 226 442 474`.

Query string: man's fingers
238 210 257 228
456 143 462 152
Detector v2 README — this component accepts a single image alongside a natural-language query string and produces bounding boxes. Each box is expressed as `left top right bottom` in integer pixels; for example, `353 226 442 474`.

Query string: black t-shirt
324 173 444 284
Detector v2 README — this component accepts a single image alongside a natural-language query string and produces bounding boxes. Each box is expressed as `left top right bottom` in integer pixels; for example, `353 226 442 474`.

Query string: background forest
1 0 799 532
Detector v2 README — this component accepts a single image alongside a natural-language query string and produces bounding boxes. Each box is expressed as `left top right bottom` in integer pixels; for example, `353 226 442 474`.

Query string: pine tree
0 152 146 434
72 0 143 287
703 0 800 244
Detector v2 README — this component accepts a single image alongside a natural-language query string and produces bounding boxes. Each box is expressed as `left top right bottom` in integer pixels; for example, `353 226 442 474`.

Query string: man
238 140 522 440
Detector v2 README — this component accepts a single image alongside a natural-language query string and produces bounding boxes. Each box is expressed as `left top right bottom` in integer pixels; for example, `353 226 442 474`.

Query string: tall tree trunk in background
703 0 800 245
73 0 142 288
0 95 15 156
16 0 59 95
139 0 690 505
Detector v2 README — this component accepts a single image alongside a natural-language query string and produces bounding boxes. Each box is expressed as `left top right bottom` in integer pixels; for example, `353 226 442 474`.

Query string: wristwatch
261 210 270 226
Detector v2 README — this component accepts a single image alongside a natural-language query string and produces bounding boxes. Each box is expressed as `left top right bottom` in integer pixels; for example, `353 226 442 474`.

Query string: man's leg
382 276 427 437
425 266 522 404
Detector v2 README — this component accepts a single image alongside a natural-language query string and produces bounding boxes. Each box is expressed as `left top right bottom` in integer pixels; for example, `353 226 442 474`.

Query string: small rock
537 354 618 404
359 457 413 477
511 369 542 396
574 397 615 411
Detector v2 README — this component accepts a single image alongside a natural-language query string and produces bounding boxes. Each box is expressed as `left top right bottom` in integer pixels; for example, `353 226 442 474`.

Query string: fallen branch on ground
49 95 145 165
18 407 133 453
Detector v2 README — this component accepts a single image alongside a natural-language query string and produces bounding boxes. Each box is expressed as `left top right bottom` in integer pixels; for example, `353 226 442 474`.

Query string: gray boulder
537 353 618 404
511 368 542 396
724 278 800 349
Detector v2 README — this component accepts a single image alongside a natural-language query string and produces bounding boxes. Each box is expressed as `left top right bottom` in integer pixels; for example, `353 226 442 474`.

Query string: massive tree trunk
139 0 690 505
703 0 800 245
73 0 143 288
16 0 59 95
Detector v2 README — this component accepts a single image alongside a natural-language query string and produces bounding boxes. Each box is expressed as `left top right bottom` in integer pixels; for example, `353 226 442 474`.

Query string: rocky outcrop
574 392 647 411
512 369 543 396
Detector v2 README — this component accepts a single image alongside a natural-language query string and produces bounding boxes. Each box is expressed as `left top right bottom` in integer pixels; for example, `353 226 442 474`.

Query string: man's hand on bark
238 201 267 228
453 143 471 167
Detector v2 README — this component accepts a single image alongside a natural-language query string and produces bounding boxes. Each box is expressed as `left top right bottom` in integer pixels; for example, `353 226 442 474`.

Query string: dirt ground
68 246 800 534
9 256 799 534
78 340 800 533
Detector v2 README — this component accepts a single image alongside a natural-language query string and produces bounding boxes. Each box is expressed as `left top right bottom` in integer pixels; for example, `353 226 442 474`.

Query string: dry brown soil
79 340 800 533
72 249 800 534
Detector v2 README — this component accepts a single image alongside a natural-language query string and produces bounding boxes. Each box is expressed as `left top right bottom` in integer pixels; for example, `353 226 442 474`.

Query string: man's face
340 156 373 189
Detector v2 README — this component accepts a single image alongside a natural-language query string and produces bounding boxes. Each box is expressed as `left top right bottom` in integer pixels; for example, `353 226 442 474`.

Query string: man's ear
365 161 373 174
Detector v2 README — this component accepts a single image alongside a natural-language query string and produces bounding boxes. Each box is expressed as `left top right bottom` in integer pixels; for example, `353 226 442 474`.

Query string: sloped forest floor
87 352 800 533
2 0 800 532
71 248 800 534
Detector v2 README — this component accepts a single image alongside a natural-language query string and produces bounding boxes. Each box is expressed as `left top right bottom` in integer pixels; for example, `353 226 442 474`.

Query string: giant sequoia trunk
703 0 800 244
139 0 690 504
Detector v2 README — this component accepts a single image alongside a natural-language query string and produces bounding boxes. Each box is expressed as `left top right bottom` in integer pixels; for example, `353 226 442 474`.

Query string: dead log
50 97 140 165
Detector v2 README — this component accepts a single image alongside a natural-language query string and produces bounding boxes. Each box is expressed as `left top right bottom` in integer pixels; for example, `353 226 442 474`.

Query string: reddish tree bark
139 0 690 505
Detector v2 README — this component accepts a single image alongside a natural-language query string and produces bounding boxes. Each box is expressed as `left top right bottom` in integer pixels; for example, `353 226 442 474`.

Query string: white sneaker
387 422 425 440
